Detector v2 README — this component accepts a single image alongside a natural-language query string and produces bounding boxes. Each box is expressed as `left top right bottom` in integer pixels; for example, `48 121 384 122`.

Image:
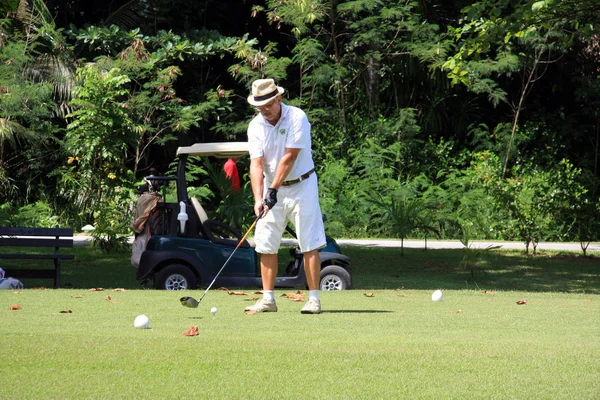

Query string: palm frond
15 0 53 34
23 53 76 118
0 117 36 145
103 0 144 30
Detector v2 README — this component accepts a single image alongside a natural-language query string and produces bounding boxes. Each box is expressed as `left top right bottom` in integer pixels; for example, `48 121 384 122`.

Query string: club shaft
196 212 262 303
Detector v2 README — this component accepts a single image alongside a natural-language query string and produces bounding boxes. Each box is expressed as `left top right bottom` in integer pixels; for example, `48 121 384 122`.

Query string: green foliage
58 65 135 244
89 187 133 253
0 201 59 227
372 191 430 256
319 158 370 237
0 203 13 226
68 25 258 64
0 39 62 207
10 201 60 228
480 157 585 253
431 151 506 240
200 157 253 229
0 41 54 153
0 0 599 253
228 40 291 85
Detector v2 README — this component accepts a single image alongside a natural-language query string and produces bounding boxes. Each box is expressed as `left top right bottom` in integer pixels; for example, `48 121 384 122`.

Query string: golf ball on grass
210 307 218 316
134 314 150 329
431 290 443 302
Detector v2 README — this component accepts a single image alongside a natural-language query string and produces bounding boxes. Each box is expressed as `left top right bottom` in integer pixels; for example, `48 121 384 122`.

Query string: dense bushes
319 145 598 250
1 1 599 251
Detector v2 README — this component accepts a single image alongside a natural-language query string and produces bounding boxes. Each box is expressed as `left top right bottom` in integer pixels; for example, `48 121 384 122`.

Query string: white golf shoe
301 298 322 314
245 298 277 313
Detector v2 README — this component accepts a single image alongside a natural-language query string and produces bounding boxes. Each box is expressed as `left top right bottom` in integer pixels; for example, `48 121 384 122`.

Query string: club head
180 296 199 308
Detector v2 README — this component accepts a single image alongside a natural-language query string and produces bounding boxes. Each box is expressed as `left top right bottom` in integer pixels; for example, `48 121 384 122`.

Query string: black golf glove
263 187 278 209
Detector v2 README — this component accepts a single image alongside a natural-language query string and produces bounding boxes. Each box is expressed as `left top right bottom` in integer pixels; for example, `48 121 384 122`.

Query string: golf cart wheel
320 265 351 290
154 264 198 290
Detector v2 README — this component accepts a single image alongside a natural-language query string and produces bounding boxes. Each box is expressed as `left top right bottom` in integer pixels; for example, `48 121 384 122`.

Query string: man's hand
254 200 264 218
263 187 278 210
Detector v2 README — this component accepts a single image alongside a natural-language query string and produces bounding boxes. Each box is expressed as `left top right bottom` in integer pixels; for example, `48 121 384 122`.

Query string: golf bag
131 191 163 268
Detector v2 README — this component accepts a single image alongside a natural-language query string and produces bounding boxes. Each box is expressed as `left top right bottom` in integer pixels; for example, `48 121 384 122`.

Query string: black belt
281 168 315 187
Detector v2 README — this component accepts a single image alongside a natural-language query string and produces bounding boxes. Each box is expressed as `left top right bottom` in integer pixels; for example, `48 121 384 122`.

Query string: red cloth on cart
223 158 241 192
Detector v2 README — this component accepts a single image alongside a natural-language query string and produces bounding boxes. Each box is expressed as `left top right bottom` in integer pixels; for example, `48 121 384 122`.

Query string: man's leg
301 249 322 314
260 253 278 290
245 253 279 312
303 249 320 290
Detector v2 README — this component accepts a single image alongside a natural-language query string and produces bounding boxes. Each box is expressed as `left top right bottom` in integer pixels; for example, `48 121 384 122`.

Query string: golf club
180 209 264 308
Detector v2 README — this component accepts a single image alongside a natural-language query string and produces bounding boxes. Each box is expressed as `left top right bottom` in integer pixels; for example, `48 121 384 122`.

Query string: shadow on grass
324 310 394 314
4 246 599 295
344 247 600 295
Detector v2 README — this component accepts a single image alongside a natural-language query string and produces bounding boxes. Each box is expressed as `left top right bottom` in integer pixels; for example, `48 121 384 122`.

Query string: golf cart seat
191 197 209 224
190 197 252 248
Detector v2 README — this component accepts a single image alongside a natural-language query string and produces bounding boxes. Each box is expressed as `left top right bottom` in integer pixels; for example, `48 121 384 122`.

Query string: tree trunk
502 48 543 178
329 0 348 151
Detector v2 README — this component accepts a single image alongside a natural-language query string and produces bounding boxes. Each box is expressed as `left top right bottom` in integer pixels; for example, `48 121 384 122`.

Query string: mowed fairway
2 288 598 399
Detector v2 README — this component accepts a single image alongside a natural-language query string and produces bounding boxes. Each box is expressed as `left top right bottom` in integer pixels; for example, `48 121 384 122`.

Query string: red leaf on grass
364 293 374 297
184 326 199 336
106 295 111 301
253 291 263 295
281 291 304 300
217 287 229 291
8 304 22 310
585 299 591 303
60 310 73 313
452 309 462 313
516 299 527 305
291 299 304 303
228 291 247 296
89 288 104 292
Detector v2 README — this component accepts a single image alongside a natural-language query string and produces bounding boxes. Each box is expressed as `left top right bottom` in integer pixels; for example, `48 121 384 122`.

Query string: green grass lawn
1 245 599 399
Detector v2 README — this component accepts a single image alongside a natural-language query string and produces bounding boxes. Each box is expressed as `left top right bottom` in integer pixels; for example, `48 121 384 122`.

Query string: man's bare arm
270 148 300 190
250 157 265 216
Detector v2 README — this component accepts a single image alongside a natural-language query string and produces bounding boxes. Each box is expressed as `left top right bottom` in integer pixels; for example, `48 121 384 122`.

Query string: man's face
255 96 282 121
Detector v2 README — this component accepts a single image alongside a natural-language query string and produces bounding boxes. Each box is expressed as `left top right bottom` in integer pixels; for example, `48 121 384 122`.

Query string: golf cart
135 142 352 291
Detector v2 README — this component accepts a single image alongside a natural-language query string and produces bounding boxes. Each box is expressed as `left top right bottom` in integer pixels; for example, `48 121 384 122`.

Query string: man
245 78 326 314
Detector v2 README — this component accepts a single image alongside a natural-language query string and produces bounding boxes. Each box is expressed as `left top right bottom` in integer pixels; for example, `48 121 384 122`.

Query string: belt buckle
283 168 313 187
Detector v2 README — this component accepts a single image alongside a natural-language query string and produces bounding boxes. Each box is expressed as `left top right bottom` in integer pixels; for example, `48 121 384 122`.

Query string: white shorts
255 174 326 254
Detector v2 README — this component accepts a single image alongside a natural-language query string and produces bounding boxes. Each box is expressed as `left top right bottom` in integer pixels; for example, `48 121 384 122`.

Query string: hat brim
247 86 285 106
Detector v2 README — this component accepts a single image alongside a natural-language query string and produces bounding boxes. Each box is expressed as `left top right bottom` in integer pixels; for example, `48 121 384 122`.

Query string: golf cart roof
176 142 249 158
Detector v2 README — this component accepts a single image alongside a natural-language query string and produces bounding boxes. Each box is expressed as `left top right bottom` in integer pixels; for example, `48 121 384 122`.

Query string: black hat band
253 88 279 102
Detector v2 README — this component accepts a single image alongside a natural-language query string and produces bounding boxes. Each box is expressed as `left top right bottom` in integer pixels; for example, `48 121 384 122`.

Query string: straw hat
247 79 285 106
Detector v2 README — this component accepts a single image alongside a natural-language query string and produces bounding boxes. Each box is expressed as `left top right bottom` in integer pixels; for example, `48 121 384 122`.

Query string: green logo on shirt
279 129 286 135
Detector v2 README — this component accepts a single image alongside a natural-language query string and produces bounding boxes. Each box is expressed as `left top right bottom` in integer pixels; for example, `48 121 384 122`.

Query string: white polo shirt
247 103 314 185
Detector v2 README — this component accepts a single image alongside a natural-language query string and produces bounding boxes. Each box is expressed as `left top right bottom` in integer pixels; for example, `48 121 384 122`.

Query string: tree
251 0 448 158
440 0 599 176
